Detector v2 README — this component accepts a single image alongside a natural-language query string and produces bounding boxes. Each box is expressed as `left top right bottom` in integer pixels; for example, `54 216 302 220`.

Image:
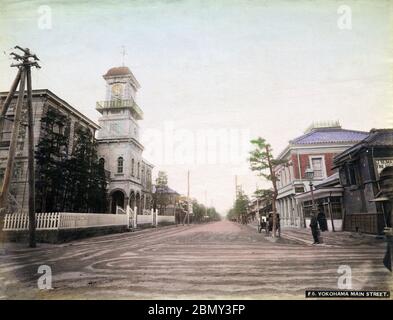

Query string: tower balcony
96 99 143 120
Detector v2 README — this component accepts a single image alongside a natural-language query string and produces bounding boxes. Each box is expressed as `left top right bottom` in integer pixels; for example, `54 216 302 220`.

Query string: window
339 167 348 186
137 162 140 179
347 163 357 186
0 168 4 184
131 158 135 176
99 158 105 168
117 157 124 174
295 186 305 193
13 162 23 180
311 157 324 179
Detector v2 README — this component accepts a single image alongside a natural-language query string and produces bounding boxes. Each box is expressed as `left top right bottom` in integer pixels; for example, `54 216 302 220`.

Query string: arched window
131 158 135 176
137 162 140 179
99 158 105 168
117 157 124 174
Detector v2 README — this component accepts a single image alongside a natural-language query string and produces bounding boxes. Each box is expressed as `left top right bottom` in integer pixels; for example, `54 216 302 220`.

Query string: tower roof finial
121 45 127 67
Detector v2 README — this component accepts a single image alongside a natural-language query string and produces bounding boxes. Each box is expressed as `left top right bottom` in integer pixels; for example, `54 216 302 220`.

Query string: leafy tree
153 171 172 214
227 190 249 223
156 171 168 188
191 199 220 223
66 126 107 213
249 137 286 237
206 207 221 221
254 188 273 200
35 107 70 212
35 110 107 213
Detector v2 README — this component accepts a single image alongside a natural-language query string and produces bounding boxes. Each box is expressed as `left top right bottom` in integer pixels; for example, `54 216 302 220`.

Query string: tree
192 199 205 223
206 207 221 221
35 107 70 212
66 126 107 213
35 112 107 213
254 188 273 200
227 190 249 224
249 137 286 237
153 171 171 214
156 171 168 188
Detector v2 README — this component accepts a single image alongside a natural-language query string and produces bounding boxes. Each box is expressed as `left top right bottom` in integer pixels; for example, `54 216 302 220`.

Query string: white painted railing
4 213 59 231
116 206 125 215
3 208 176 231
59 212 127 229
3 212 127 231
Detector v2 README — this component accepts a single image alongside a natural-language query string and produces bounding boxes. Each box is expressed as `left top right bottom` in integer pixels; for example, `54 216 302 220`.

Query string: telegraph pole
26 60 37 247
0 71 26 209
0 46 40 248
205 189 207 221
187 170 190 225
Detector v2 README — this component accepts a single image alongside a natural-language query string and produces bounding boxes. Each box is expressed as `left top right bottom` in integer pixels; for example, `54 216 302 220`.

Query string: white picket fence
3 207 176 231
3 212 128 231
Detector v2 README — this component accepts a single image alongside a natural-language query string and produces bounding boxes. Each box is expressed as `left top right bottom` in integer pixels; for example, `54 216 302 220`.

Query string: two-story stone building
1 65 154 215
0 89 99 211
274 122 368 228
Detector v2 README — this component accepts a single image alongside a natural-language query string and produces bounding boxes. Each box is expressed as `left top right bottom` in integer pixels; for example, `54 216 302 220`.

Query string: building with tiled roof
332 129 393 234
274 122 368 229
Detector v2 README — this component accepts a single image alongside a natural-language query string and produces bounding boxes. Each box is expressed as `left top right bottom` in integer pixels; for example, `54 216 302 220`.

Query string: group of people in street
309 206 328 244
257 208 325 242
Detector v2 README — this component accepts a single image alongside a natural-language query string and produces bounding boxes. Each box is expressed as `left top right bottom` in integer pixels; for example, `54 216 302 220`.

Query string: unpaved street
0 220 391 299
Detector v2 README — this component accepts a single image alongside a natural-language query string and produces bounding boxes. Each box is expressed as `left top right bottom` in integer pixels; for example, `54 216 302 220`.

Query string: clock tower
96 66 153 214
96 66 143 140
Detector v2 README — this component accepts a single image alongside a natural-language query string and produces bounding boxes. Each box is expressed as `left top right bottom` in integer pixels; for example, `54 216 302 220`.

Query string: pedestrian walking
310 213 320 244
317 207 328 232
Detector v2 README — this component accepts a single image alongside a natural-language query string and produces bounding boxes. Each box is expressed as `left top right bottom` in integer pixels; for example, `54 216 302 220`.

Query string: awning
295 187 343 202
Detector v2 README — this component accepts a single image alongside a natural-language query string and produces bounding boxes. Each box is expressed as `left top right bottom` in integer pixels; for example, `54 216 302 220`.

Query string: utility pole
187 170 190 225
0 72 26 209
182 170 191 226
26 60 37 247
0 46 40 248
235 175 238 201
0 69 22 140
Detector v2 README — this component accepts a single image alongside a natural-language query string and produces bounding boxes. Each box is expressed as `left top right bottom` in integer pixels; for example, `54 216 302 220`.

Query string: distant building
0 89 99 211
153 185 180 216
96 66 153 214
333 129 393 234
248 193 273 221
274 121 368 228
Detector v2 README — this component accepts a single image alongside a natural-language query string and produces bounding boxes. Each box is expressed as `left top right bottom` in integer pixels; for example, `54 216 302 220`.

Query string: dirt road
0 220 391 299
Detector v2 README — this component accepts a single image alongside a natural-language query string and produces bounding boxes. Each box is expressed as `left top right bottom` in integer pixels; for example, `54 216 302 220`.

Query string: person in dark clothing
310 213 320 244
317 208 328 232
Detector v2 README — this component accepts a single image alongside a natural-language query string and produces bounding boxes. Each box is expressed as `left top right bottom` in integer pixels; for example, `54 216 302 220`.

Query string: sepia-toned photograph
0 0 392 307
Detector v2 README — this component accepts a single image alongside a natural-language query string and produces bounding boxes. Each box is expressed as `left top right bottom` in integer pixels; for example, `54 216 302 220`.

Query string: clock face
111 83 123 98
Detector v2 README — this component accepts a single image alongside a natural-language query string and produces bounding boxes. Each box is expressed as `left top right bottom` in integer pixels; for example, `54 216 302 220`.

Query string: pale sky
1 0 392 214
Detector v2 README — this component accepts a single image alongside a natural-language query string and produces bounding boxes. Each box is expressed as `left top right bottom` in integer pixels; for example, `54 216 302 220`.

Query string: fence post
57 212 61 230
151 208 154 226
155 209 158 227
134 206 137 228
126 205 131 229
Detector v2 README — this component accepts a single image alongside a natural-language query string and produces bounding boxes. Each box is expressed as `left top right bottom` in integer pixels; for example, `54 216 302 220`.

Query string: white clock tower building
96 66 153 214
